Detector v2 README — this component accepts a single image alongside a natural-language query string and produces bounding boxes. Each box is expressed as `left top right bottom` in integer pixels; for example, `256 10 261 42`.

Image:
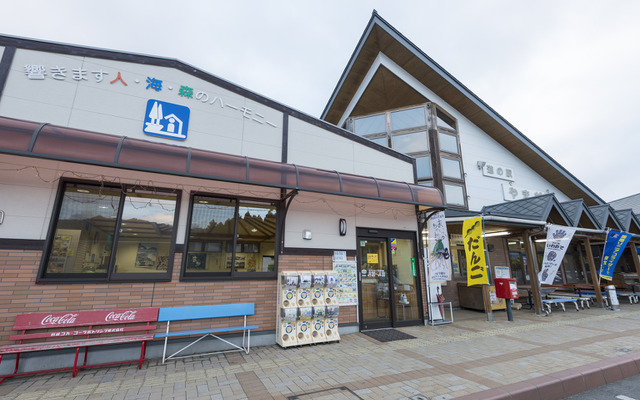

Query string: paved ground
2 303 640 400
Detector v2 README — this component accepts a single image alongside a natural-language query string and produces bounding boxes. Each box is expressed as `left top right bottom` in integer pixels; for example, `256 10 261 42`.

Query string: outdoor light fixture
339 218 347 236
302 230 312 240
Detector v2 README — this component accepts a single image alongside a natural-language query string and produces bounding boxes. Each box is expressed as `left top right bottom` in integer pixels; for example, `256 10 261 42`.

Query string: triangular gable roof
321 10 604 206
589 205 623 231
560 199 600 228
481 193 571 226
613 209 640 234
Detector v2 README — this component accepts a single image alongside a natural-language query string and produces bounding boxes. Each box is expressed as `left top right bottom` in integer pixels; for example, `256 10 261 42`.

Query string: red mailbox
495 278 519 299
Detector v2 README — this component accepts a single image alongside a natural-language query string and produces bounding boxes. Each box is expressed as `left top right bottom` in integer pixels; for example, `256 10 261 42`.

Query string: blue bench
155 303 258 363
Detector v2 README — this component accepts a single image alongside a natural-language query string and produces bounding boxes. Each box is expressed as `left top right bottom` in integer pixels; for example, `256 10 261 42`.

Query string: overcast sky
2 1 639 203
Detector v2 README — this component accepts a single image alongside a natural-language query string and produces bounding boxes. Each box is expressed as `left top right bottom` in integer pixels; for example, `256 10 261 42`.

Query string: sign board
143 99 190 140
494 266 510 279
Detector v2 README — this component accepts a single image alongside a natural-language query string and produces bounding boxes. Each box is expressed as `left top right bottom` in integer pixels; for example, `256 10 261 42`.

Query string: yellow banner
463 217 488 286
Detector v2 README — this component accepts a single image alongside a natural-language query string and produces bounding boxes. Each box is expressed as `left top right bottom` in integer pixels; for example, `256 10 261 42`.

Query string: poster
427 211 451 282
462 217 488 286
333 260 358 305
538 225 576 285
135 243 158 268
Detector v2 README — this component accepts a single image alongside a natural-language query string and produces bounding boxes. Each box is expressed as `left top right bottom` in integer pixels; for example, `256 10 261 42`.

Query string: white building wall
338 53 571 210
287 117 415 182
0 49 283 162
284 192 418 250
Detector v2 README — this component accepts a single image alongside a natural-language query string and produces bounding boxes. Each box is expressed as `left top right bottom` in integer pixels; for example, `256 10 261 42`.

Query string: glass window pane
441 158 462 179
45 183 120 275
391 131 428 154
368 136 388 147
444 183 466 206
439 132 459 154
416 156 431 179
391 107 426 131
436 109 456 130
354 114 386 136
113 190 177 274
186 197 236 274
235 202 277 273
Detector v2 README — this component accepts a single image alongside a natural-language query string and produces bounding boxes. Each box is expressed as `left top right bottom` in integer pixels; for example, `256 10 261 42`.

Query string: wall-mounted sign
480 161 515 181
143 100 190 140
502 184 549 201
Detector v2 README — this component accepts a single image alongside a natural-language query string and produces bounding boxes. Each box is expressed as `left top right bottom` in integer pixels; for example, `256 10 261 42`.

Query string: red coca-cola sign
41 313 79 325
105 311 137 322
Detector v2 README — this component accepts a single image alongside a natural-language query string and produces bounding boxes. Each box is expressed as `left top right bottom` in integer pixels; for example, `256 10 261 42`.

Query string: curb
455 350 640 400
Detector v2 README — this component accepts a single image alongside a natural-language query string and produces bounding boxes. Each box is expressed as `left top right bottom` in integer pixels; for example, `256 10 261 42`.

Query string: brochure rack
276 270 340 347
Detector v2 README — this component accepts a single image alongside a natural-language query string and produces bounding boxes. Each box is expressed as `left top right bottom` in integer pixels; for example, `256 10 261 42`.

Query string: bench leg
573 302 579 311
139 341 147 369
72 347 81 377
560 303 566 312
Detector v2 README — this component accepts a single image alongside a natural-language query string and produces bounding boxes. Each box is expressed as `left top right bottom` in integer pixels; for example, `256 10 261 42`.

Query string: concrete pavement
2 303 640 399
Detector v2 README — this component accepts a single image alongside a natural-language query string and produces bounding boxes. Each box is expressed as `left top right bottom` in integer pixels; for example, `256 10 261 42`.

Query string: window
40 181 179 282
183 194 278 279
441 157 462 180
391 107 426 131
443 183 466 206
439 132 459 154
354 114 386 136
416 156 431 179
391 131 428 154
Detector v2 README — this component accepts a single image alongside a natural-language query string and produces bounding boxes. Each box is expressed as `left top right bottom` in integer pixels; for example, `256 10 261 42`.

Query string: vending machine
277 307 298 347
325 305 340 342
297 272 312 307
311 271 326 307
280 272 298 308
324 271 338 305
311 306 326 343
296 306 313 345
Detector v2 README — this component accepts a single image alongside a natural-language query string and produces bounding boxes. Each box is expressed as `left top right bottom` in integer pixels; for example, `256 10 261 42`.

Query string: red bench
0 308 158 384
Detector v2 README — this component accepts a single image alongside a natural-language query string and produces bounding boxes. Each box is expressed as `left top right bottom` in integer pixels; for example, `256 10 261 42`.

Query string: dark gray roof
481 193 571 225
609 193 640 214
560 199 600 228
589 205 623 230
613 209 640 233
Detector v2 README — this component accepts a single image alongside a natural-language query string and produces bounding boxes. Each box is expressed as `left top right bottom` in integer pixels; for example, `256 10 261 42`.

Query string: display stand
276 271 340 348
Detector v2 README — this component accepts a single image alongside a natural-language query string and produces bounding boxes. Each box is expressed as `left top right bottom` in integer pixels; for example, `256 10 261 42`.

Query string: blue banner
599 230 632 280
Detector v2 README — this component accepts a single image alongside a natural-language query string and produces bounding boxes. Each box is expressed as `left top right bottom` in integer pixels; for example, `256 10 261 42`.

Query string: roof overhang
321 11 604 206
0 116 444 209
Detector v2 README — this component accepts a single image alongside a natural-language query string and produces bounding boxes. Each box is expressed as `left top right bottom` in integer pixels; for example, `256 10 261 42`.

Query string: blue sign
143 99 190 141
599 229 632 280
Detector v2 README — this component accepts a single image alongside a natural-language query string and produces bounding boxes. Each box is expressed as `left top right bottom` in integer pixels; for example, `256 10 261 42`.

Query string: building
0 11 638 370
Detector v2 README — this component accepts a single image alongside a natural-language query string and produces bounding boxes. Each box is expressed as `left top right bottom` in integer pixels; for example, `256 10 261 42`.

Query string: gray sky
2 1 639 203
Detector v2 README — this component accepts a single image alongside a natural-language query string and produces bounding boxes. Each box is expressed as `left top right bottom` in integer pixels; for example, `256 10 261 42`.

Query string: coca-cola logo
41 313 79 325
105 310 137 322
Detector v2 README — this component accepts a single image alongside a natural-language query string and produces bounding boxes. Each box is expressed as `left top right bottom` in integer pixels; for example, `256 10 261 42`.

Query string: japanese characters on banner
538 225 576 285
427 211 451 282
462 217 488 286
332 261 358 305
599 230 632 281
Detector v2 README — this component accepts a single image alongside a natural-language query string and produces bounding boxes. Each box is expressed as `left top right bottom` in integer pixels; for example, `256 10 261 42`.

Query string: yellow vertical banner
463 216 488 286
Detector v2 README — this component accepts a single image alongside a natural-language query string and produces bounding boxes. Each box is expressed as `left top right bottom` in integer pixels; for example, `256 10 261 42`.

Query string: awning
0 116 444 208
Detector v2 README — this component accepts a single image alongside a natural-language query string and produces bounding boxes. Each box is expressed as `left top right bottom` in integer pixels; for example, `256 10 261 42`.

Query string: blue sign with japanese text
143 99 190 141
599 229 631 280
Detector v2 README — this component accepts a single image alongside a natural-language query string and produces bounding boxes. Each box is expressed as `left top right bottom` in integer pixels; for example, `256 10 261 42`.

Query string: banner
462 216 488 286
538 225 576 285
599 230 632 280
427 211 451 282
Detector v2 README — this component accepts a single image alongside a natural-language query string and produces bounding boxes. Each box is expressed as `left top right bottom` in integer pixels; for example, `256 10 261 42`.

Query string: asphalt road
566 374 640 399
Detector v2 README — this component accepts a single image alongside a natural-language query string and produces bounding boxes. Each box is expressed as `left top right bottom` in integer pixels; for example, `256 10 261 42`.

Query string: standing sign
599 230 632 280
538 225 576 285
427 211 451 282
462 217 488 286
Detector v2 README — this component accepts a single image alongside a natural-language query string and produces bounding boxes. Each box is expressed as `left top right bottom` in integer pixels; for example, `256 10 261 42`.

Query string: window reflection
391 107 426 131
43 182 178 280
391 131 428 154
439 132 459 154
354 114 386 136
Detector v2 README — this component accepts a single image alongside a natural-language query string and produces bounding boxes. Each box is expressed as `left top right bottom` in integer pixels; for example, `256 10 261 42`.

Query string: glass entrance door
358 230 421 330
359 238 392 329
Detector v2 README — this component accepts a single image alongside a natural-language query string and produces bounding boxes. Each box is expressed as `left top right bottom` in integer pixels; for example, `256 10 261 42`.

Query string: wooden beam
583 237 605 308
523 231 543 315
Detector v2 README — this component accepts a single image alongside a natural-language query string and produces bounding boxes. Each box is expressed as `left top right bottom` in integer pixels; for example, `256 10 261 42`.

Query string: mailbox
495 278 519 299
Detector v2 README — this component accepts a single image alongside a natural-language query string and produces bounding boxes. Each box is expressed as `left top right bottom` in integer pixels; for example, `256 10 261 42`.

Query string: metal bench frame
155 303 258 363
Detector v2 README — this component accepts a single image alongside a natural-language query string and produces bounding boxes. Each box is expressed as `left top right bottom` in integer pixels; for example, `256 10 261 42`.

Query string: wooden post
584 237 605 308
482 284 493 321
630 241 640 275
523 231 543 315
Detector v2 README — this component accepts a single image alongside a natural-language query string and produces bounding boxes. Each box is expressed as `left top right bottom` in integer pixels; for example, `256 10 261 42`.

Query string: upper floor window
39 181 179 282
182 194 279 280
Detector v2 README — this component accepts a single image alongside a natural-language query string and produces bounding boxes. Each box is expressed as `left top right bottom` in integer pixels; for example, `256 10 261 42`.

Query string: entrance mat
361 328 416 343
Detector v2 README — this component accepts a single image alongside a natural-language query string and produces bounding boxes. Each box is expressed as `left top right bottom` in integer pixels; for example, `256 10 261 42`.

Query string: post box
495 278 519 299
